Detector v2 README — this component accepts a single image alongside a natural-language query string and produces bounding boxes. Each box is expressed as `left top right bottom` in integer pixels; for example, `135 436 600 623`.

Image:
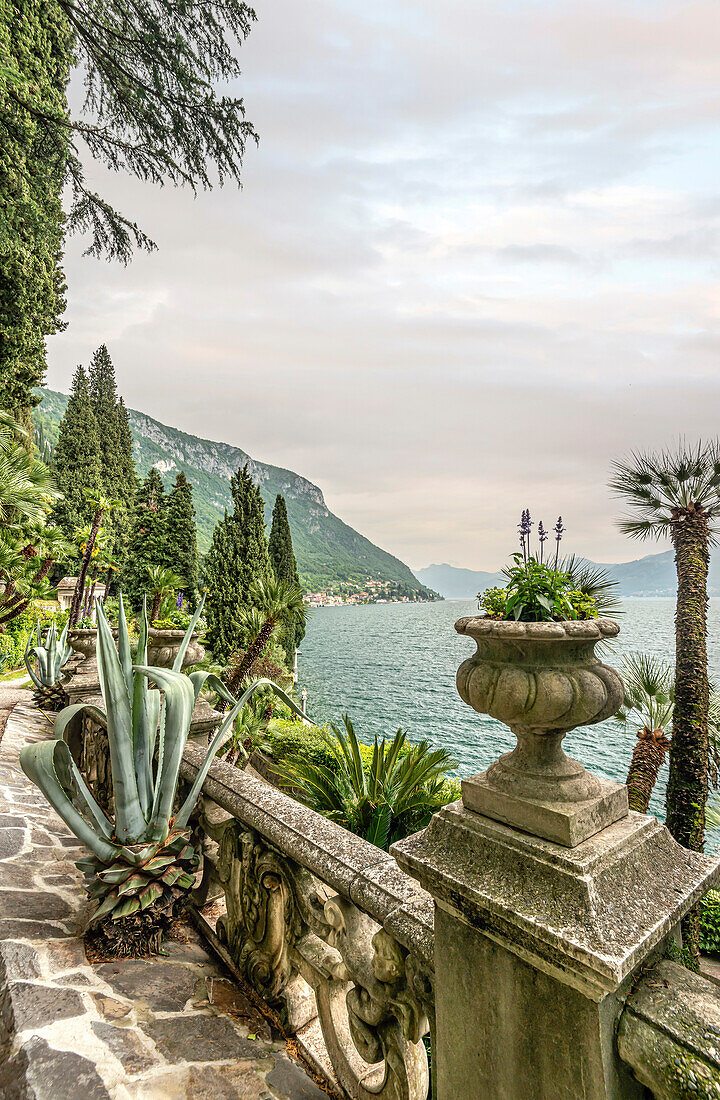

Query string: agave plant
275 716 458 849
24 620 73 708
19 594 306 955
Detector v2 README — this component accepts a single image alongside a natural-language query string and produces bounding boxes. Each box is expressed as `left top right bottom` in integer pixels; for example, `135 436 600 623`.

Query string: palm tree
146 565 185 624
611 442 720 964
616 654 674 813
225 577 308 696
275 716 458 849
69 496 120 626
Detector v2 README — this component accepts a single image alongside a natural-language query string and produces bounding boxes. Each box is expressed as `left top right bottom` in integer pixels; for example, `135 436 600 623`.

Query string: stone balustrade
64 702 720 1100
180 742 434 1100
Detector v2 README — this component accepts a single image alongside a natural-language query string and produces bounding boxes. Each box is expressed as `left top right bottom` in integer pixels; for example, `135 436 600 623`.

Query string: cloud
46 0 720 571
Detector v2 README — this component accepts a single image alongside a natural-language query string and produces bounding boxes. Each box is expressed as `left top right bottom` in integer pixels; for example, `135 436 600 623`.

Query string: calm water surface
298 598 720 822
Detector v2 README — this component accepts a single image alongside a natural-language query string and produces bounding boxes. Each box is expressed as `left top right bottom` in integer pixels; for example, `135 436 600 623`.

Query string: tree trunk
220 619 276 710
151 592 162 623
70 508 104 627
668 509 710 966
626 728 670 813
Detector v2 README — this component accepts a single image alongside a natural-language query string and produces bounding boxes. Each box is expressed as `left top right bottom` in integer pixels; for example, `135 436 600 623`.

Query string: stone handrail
180 743 434 1100
618 959 720 1100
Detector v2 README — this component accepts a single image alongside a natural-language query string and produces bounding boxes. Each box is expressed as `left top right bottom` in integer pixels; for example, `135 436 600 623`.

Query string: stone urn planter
147 629 205 670
67 628 99 664
455 616 628 846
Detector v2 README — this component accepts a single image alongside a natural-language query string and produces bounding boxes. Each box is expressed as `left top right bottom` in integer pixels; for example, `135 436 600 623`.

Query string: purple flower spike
553 516 566 568
518 509 533 563
177 592 184 610
538 520 548 564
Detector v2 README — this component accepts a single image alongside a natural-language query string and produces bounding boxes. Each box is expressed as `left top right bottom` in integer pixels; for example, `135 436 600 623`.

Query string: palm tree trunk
224 619 276 701
151 592 162 623
626 730 670 812
668 511 710 966
70 508 104 627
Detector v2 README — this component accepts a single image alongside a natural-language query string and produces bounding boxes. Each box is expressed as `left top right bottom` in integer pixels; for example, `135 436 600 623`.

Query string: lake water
297 598 720 823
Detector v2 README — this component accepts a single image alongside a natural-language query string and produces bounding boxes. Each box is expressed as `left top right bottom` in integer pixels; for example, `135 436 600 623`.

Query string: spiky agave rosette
81 826 200 957
20 595 310 957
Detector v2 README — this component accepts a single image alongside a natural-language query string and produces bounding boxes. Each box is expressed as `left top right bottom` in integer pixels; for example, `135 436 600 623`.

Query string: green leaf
134 665 195 841
19 739 118 861
139 882 164 910
111 896 141 920
118 873 150 896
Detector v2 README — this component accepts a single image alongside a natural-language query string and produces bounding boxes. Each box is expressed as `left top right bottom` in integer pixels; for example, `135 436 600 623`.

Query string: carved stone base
462 768 628 847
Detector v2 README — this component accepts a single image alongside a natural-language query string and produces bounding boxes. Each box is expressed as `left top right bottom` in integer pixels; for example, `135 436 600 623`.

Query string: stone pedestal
393 802 720 1100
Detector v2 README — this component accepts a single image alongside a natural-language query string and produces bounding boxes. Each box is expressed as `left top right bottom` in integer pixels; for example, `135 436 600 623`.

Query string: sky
45 0 720 572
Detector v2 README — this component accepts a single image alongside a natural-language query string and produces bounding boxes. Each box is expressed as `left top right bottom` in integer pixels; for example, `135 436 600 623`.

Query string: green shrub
700 890 720 955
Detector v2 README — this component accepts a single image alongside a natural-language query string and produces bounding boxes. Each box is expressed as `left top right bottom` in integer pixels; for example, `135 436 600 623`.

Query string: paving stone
0 920 67 940
186 1062 271 1099
206 977 273 1039
266 1054 330 1100
89 992 133 1021
7 981 86 1031
0 814 26 828
0 890 72 921
96 959 199 1012
53 970 93 987
0 942 41 981
0 1036 111 1100
144 1013 259 1062
92 1021 159 1073
0 828 25 859
0 864 37 889
44 938 88 973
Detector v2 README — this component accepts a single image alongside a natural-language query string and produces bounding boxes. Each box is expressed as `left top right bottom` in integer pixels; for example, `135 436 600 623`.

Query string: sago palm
276 716 457 850
611 441 720 964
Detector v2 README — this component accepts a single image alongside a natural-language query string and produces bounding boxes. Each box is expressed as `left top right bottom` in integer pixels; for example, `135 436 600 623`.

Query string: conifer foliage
52 347 136 579
51 365 103 539
166 472 199 609
123 469 168 608
0 0 71 427
268 494 305 661
205 464 270 662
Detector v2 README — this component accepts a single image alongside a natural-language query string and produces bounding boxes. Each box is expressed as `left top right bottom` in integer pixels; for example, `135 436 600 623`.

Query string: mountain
415 551 720 599
34 388 432 594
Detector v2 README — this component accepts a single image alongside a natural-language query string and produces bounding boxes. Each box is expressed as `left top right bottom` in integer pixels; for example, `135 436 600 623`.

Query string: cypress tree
0 1 71 427
268 494 305 662
87 344 137 578
166 472 198 609
123 468 168 607
205 464 270 662
51 365 103 545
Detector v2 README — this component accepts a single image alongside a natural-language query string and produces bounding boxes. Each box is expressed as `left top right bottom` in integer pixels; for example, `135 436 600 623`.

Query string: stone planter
67 628 98 664
147 629 205 670
455 616 627 846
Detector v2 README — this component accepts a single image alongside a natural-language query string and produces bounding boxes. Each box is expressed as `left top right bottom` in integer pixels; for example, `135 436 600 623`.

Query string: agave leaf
97 865 135 884
131 598 154 817
117 593 133 698
87 879 113 899
112 896 141 920
176 873 195 889
139 882 163 910
53 704 114 839
96 602 146 842
19 740 118 862
23 636 44 690
144 854 176 872
171 594 206 673
118 873 150 896
161 865 185 886
175 678 307 828
134 666 195 841
92 891 121 921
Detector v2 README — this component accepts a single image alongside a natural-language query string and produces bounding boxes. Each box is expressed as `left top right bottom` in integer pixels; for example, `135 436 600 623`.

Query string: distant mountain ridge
415 551 720 599
34 388 431 593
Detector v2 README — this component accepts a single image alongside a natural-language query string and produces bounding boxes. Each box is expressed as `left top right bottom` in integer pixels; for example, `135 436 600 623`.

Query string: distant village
304 578 435 607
